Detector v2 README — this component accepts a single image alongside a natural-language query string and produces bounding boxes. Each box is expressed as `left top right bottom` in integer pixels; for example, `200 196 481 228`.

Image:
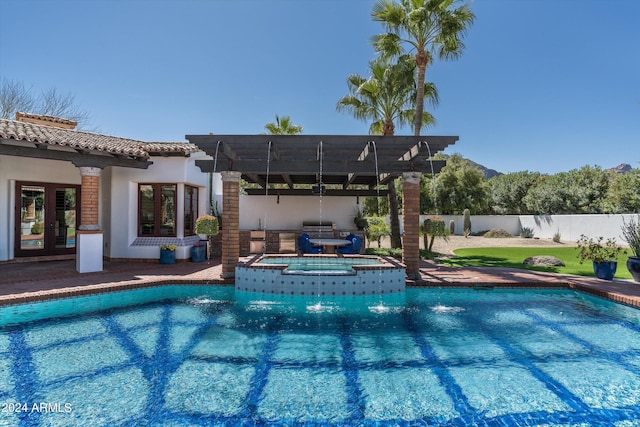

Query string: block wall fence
407 214 640 244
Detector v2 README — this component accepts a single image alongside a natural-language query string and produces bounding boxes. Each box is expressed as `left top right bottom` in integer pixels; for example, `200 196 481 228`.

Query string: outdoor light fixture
312 182 326 195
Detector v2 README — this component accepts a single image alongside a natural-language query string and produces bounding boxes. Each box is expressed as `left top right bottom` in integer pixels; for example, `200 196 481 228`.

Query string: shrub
195 215 219 236
483 229 513 238
553 231 562 243
31 222 44 234
520 227 534 238
160 244 177 251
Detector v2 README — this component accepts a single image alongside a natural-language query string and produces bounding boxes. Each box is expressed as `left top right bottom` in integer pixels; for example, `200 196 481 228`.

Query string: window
138 184 176 236
184 185 199 236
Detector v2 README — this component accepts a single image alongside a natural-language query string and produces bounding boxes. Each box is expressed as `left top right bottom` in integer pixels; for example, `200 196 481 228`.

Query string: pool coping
1 258 639 309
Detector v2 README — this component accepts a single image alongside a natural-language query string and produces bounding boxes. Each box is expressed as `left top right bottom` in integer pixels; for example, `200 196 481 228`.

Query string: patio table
309 238 352 254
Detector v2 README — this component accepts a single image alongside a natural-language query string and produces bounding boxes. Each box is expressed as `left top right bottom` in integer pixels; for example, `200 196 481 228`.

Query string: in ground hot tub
235 255 406 295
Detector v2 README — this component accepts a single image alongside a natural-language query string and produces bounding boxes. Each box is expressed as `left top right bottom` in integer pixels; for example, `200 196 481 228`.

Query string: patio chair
299 233 322 254
337 234 361 254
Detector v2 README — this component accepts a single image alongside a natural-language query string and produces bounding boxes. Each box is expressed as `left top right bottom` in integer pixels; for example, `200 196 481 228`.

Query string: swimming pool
2 286 640 426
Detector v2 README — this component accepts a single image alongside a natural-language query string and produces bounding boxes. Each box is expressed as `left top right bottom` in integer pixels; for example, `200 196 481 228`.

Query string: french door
15 182 81 257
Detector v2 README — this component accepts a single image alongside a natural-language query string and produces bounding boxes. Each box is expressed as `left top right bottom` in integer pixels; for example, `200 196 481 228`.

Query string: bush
520 227 534 238
31 222 44 234
365 247 402 259
553 231 562 243
483 229 513 238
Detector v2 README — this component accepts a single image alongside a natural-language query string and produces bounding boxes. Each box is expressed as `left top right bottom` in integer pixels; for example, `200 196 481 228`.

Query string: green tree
523 166 610 214
422 154 490 214
602 169 640 213
371 0 474 136
489 171 541 214
337 56 438 247
264 114 303 135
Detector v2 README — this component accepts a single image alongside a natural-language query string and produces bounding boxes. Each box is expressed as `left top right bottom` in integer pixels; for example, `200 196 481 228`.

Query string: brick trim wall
78 167 101 231
402 172 422 279
221 171 242 278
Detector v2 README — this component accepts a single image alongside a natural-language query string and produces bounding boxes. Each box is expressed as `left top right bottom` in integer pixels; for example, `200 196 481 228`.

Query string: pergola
187 134 458 279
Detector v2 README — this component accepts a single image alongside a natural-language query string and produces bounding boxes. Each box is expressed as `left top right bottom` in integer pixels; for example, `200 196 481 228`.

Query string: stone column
402 172 422 280
76 166 103 273
221 171 241 279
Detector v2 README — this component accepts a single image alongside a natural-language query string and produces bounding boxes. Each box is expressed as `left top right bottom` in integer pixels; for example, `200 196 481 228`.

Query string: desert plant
520 227 534 238
421 216 449 251
463 208 471 237
553 231 562 243
449 219 456 235
576 235 625 264
621 216 640 257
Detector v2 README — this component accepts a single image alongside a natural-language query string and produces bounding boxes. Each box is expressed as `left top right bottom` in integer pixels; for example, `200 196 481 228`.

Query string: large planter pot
191 245 206 262
593 261 617 280
160 249 176 264
627 257 640 282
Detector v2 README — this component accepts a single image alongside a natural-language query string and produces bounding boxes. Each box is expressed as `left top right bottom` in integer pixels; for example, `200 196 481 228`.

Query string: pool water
2 287 640 426
256 256 382 273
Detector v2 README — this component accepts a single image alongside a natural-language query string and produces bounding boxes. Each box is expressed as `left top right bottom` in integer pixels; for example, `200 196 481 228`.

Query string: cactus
448 219 455 235
463 208 471 238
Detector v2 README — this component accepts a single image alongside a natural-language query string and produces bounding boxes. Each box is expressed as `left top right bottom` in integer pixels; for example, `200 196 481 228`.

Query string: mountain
467 159 501 179
607 163 633 174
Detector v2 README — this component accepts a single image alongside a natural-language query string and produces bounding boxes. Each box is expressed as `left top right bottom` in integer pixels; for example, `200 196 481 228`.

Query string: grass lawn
439 246 633 280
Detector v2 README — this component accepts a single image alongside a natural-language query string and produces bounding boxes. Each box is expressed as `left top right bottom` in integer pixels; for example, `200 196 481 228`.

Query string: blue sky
1 0 638 174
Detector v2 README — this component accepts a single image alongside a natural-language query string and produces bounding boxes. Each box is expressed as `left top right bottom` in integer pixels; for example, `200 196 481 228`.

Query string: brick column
402 172 422 280
221 171 241 279
78 167 101 231
76 166 103 273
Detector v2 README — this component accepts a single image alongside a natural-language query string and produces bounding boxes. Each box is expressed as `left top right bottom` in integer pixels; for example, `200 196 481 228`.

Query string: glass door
15 182 80 257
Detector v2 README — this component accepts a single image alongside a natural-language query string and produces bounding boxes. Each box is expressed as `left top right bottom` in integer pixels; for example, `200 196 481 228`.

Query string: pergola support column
76 166 103 273
402 172 422 280
221 171 241 279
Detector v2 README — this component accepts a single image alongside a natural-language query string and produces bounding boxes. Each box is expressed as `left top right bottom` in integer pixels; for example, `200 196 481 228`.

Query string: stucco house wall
0 155 82 261
105 152 212 261
240 195 363 232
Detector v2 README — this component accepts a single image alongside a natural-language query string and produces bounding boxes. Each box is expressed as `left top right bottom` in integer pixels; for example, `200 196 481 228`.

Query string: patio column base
76 230 103 273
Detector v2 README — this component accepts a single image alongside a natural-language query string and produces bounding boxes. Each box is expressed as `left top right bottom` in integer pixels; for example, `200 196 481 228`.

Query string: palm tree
371 0 474 136
337 55 438 247
264 114 303 135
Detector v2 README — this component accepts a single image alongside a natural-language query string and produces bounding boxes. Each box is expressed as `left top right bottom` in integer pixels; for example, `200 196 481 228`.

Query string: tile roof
0 118 199 158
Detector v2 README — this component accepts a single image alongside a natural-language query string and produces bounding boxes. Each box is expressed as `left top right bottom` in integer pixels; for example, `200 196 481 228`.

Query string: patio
2 258 639 309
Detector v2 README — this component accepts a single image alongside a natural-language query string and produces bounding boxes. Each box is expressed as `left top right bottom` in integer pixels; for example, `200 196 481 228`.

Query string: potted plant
353 207 368 230
576 234 626 280
195 214 219 260
190 241 206 262
159 244 177 264
621 216 640 282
